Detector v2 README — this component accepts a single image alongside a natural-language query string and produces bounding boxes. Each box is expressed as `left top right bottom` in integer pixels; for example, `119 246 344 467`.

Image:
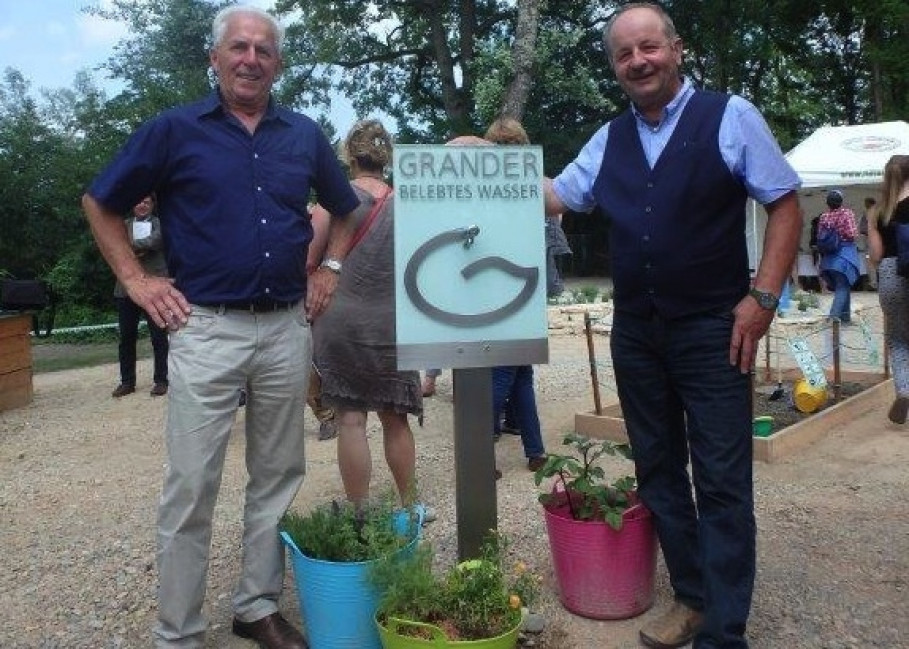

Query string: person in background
309 119 426 510
545 214 572 297
111 194 169 398
421 368 442 397
867 155 909 424
541 4 802 647
82 5 360 649
818 189 860 323
484 117 548 473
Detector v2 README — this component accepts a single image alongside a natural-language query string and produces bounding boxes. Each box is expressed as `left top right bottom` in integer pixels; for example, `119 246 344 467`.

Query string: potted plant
533 432 658 620
368 531 539 648
280 498 423 649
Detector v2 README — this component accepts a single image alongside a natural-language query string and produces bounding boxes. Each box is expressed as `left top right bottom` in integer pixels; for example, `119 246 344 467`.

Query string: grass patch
32 338 153 374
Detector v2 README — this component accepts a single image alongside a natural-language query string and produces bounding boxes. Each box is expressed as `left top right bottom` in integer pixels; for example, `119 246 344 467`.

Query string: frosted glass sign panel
393 144 548 370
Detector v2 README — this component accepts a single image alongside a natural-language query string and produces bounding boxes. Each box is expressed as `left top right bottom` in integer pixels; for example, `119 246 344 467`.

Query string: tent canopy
748 121 909 271
784 120 909 189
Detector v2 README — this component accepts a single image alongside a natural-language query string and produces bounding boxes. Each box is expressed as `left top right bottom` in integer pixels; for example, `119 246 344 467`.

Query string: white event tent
747 120 909 276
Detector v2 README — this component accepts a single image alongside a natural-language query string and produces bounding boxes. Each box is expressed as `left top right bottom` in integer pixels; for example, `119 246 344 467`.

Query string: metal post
832 319 842 401
452 367 497 561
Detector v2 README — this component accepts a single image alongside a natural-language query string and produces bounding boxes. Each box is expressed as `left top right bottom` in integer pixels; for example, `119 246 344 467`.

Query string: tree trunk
500 0 541 121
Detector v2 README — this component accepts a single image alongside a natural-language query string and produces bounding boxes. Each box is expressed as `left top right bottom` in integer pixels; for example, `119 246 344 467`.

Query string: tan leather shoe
232 612 307 649
639 601 703 648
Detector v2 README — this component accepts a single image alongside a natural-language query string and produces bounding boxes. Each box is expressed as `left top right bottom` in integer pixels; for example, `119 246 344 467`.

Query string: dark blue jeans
491 365 545 459
611 308 754 649
828 271 852 323
116 296 169 386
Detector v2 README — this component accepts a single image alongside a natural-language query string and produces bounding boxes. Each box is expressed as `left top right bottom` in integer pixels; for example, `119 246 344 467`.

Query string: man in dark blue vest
544 3 802 648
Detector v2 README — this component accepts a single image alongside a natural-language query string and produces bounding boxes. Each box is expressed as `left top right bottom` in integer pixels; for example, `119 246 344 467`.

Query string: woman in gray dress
309 120 423 507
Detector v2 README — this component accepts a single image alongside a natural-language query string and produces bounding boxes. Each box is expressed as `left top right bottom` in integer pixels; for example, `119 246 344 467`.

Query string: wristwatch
749 287 779 311
319 258 343 274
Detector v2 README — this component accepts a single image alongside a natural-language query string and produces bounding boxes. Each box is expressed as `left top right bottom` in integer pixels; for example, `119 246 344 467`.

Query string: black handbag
0 279 50 311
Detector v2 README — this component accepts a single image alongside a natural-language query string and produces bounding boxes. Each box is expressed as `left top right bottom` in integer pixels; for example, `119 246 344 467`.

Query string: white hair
212 4 284 55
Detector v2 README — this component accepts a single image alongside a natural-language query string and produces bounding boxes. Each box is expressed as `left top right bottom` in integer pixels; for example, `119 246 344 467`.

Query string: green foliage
370 531 531 641
534 432 637 530
281 498 417 563
573 285 601 304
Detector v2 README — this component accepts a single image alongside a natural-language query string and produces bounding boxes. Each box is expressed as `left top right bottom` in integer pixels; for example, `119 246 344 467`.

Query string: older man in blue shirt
83 6 359 649
543 4 802 649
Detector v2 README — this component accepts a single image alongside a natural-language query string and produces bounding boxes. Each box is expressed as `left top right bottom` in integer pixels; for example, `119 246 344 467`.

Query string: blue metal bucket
280 508 422 649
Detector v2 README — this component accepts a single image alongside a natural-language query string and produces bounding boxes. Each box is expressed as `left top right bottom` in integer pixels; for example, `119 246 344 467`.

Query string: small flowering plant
369 530 539 641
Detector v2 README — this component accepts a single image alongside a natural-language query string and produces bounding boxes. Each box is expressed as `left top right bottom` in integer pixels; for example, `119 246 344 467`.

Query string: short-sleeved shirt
552 78 800 212
88 89 360 305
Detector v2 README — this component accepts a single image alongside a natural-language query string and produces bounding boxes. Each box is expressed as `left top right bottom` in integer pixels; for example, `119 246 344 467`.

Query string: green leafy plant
575 285 601 304
534 432 637 530
369 531 537 641
280 498 416 562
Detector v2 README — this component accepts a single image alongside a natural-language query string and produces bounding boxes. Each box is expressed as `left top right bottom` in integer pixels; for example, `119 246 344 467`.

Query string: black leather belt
199 298 298 314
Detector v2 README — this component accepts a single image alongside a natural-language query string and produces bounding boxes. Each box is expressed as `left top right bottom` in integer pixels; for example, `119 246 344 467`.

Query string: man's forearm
755 191 803 293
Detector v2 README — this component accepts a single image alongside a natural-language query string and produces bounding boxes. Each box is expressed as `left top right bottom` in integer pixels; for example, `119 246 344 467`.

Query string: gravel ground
1 290 907 648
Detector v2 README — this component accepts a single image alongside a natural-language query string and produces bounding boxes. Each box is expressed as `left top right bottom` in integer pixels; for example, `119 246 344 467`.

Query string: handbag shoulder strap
347 186 392 252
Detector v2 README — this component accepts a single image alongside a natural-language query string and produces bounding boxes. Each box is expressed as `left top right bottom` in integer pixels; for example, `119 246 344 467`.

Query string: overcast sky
0 0 359 132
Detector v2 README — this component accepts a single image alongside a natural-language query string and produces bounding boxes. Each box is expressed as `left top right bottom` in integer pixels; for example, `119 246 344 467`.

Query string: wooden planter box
574 371 889 463
0 314 34 412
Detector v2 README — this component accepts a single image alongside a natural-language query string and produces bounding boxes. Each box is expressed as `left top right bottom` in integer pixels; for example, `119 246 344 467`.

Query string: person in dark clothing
111 195 169 398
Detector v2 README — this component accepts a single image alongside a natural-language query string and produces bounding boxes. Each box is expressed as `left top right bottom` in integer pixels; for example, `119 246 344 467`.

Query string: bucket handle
384 615 451 645
280 530 301 555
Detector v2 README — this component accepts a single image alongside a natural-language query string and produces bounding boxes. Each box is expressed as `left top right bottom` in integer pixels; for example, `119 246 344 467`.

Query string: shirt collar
193 87 288 125
630 77 693 129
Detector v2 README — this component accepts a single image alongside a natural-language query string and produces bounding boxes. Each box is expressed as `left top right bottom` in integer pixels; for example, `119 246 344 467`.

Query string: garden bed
575 370 889 463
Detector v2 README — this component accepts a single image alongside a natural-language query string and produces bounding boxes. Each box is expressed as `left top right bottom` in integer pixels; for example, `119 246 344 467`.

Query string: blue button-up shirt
88 90 360 305
553 78 800 211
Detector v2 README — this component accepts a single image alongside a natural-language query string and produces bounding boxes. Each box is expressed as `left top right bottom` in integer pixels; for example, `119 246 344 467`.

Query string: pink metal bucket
543 492 657 619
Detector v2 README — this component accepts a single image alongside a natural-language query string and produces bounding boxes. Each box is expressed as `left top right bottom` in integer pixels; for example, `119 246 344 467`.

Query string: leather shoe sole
232 612 308 649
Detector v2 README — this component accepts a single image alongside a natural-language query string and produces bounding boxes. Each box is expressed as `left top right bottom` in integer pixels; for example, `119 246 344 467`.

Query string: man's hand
125 274 190 331
305 267 339 321
729 296 776 373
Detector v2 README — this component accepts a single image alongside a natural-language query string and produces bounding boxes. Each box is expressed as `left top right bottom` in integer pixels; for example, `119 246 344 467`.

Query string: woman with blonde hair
308 119 425 507
867 154 909 423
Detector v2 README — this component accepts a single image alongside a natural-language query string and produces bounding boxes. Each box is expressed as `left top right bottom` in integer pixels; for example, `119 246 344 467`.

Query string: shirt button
257 186 262 191
254 153 259 159
261 218 267 224
265 287 271 294
647 182 654 188
265 252 271 258
645 206 652 213
642 235 650 242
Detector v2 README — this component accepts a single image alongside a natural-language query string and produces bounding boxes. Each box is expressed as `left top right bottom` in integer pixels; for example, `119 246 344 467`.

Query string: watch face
752 289 777 309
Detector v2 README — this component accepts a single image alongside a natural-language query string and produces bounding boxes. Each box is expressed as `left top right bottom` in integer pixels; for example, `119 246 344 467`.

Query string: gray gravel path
1 292 906 648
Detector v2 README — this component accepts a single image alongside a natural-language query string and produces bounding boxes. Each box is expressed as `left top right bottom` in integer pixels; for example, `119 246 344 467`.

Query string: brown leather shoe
639 601 703 648
527 455 547 472
150 382 168 397
111 384 135 398
888 396 908 424
232 612 307 649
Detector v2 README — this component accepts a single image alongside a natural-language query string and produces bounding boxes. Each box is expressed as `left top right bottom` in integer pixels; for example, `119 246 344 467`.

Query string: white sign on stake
787 336 828 388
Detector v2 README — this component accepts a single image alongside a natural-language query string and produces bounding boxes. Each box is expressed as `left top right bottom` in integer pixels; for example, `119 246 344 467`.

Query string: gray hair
603 2 678 63
212 4 284 55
